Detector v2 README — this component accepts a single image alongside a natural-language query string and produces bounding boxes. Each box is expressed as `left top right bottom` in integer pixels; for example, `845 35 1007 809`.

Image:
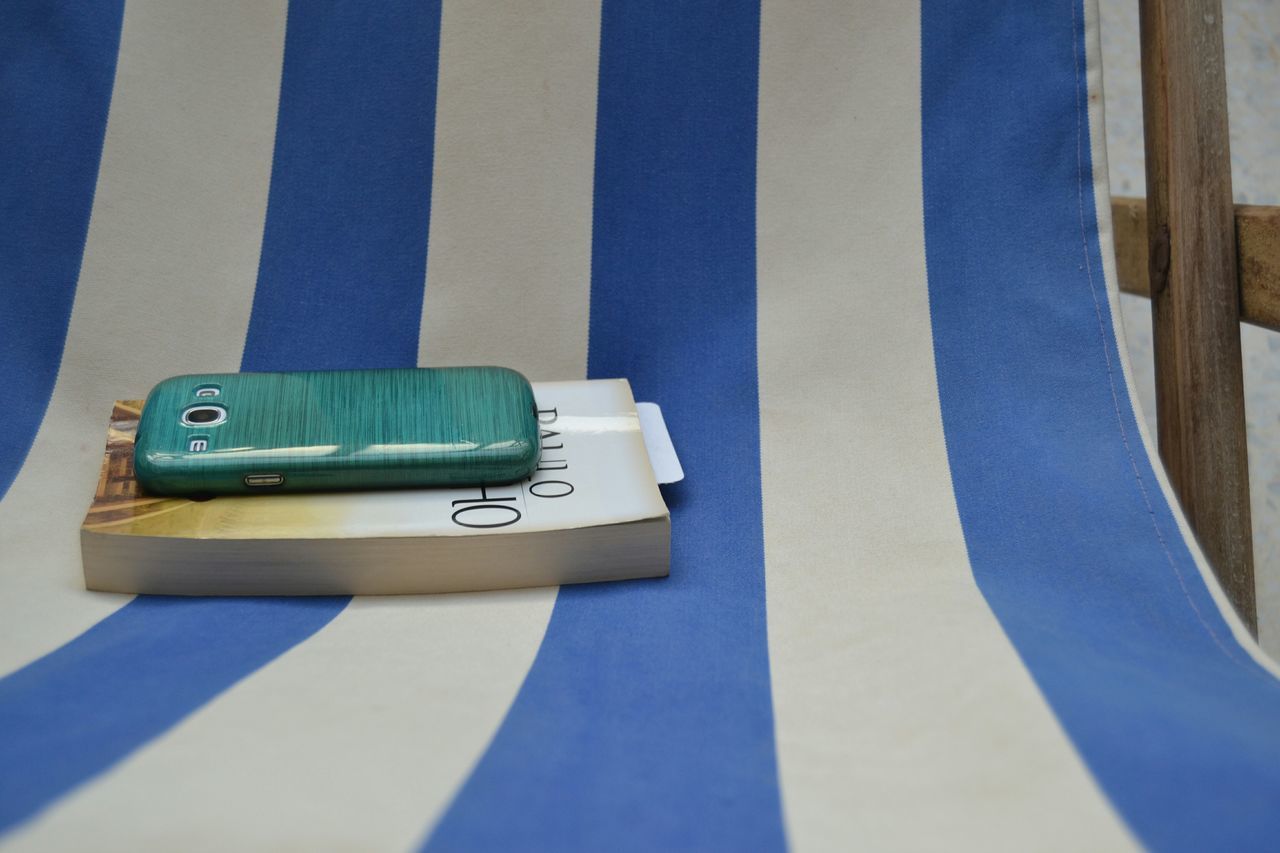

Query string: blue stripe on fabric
0 0 441 835
921 2 1280 850
0 0 125 499
425 2 787 850
0 598 344 832
243 1 441 371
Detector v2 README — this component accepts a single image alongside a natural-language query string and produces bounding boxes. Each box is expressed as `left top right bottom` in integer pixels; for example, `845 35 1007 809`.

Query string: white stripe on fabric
9 592 557 853
418 0 599 380
0 0 284 678
754 1 1136 848
12 5 601 849
1082 1 1280 679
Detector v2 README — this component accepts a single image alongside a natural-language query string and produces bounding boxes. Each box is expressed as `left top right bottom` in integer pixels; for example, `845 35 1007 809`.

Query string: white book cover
81 379 674 595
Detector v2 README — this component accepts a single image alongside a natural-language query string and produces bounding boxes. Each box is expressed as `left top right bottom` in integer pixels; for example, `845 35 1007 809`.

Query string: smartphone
133 366 540 496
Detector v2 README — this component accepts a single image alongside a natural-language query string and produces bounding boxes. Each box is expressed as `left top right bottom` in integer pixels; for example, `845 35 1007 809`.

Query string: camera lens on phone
182 405 227 427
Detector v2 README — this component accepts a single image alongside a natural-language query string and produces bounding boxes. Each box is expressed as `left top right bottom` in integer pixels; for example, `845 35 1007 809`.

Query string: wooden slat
1139 0 1255 631
1237 205 1280 331
1112 197 1280 333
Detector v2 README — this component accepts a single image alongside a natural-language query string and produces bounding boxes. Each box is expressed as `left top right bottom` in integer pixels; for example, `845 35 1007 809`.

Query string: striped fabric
2 1 1278 849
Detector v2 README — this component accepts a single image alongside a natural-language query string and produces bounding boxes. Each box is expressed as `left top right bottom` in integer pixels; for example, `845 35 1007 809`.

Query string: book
81 380 674 596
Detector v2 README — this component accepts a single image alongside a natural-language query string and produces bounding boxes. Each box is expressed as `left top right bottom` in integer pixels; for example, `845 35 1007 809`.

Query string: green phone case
134 366 540 496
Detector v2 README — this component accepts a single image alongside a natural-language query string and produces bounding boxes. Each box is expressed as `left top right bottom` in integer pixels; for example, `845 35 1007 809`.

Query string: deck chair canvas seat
1 1 1278 850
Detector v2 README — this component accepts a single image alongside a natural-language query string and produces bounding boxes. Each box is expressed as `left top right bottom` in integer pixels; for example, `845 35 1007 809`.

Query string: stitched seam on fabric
1068 0 1244 665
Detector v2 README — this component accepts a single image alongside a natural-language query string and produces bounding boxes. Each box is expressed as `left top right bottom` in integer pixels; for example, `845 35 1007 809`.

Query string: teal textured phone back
134 367 540 495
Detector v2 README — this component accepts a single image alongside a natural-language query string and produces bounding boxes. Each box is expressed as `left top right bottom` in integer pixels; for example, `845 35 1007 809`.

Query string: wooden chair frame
1111 0 1279 634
